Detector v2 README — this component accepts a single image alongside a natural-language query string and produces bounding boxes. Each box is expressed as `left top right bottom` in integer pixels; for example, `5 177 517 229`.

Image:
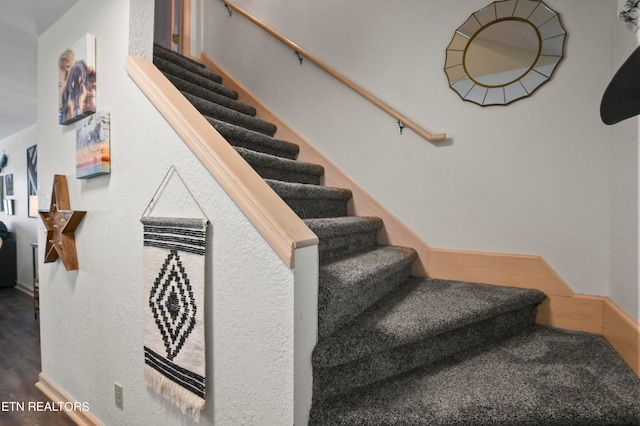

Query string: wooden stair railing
219 0 447 143
125 54 318 268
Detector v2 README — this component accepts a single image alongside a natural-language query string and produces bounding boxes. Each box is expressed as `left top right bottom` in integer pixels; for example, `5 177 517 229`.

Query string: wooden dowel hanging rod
219 0 447 142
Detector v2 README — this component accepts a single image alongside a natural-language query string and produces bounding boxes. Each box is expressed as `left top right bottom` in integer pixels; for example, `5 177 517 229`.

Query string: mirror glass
465 20 539 86
445 0 566 106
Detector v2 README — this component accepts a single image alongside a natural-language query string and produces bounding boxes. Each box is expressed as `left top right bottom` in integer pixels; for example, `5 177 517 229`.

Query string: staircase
152 45 640 425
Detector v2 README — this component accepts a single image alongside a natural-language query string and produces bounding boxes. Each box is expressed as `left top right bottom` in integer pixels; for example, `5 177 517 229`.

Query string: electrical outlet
114 382 123 409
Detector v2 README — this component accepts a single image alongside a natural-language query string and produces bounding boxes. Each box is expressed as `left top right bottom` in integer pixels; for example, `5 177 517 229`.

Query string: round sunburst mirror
445 0 566 106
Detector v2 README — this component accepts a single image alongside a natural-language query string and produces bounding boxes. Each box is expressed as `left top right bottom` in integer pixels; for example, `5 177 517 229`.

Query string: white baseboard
35 373 103 426
15 283 34 297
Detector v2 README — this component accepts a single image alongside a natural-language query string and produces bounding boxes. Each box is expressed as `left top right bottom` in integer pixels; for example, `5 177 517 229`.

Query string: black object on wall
600 45 640 125
0 233 17 288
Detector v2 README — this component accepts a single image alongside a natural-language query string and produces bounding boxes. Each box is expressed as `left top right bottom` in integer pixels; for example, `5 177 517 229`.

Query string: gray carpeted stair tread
184 92 277 136
206 117 299 160
304 216 383 263
313 277 546 368
312 304 539 402
153 44 222 83
319 246 417 338
166 73 256 116
305 216 383 239
153 43 208 70
234 146 324 185
265 179 352 201
154 56 239 100
265 179 352 219
310 325 640 425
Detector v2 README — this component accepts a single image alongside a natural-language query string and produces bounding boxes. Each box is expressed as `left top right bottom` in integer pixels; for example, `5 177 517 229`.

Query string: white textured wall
203 0 639 320
37 0 309 424
609 5 639 322
0 125 39 290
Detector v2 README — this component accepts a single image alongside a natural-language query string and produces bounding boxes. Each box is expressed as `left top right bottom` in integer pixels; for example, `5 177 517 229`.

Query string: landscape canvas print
58 33 96 125
76 111 110 178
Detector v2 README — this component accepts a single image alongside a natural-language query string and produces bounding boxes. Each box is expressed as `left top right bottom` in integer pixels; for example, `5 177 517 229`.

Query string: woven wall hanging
141 167 209 421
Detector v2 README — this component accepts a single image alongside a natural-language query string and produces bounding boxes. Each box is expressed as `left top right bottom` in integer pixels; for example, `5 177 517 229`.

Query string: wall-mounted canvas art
58 33 96 125
5 174 13 196
76 111 110 178
27 144 37 217
4 199 14 216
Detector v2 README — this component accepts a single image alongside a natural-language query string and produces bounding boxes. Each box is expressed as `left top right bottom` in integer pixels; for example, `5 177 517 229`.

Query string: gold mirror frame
445 0 566 106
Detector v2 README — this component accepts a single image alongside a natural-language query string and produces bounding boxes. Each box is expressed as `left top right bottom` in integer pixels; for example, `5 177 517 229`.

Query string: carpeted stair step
310 325 640 425
184 92 277 136
318 246 417 338
154 56 239 100
304 216 383 263
206 117 299 160
153 43 209 72
165 73 256 116
265 179 352 219
234 146 324 185
312 277 545 400
153 44 222 83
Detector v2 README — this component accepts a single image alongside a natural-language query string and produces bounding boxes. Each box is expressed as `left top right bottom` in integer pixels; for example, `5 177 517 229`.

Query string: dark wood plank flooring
0 287 76 426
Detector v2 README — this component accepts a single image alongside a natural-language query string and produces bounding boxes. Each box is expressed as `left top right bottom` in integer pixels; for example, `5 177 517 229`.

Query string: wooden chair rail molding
125 54 318 268
201 52 639 376
218 0 446 143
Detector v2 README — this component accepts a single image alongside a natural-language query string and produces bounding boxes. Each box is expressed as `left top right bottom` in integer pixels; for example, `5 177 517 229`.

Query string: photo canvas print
58 33 96 125
5 174 13 196
27 144 37 217
76 111 110 178
4 200 14 216
27 145 37 195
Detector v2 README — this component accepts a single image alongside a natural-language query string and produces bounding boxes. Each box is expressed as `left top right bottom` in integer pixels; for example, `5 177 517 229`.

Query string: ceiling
0 0 79 142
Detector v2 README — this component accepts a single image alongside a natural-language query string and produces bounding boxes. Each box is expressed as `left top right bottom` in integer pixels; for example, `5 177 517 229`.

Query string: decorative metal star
39 175 86 271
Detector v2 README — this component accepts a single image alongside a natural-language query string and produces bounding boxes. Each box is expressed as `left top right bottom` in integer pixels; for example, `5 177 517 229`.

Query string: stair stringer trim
200 53 640 378
125 54 318 268
603 299 640 376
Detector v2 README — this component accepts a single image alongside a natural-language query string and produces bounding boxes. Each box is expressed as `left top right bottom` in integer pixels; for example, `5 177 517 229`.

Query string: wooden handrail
125 55 318 268
219 0 447 142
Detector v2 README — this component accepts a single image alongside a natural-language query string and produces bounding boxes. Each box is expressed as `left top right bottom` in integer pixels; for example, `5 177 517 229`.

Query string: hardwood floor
0 287 76 426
